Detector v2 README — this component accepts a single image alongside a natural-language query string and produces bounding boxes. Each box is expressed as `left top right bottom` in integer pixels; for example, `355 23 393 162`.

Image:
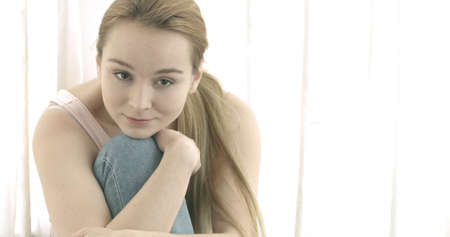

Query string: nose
129 85 152 111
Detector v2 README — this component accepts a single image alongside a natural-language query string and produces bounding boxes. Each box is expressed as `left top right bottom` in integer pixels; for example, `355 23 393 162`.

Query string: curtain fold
57 0 83 90
0 0 29 236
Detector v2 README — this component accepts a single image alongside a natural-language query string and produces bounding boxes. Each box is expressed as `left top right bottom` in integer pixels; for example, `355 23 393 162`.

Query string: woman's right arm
33 109 113 237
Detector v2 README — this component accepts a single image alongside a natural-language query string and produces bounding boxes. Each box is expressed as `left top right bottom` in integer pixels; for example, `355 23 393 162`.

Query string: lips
125 115 151 121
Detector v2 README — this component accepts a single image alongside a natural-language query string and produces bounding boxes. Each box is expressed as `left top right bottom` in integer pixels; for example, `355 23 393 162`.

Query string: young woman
32 0 265 236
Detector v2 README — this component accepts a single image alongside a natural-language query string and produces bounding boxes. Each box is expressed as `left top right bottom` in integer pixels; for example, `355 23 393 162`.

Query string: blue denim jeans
92 133 194 234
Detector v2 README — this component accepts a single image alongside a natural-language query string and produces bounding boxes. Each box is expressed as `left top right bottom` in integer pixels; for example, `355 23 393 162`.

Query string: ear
189 60 204 94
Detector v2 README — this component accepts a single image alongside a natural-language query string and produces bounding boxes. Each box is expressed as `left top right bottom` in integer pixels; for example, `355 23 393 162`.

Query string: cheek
102 80 124 109
155 89 189 115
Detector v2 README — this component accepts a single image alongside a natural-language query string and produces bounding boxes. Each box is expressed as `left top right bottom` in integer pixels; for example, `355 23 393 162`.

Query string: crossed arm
78 150 243 237
71 158 241 236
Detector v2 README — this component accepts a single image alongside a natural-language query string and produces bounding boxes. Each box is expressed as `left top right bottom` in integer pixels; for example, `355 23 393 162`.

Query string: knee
93 133 163 178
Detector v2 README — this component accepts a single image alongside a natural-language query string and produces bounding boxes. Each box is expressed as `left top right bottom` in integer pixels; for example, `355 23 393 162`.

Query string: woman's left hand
70 227 141 237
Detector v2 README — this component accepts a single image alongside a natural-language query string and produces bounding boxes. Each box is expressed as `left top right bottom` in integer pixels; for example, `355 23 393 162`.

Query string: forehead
102 20 192 70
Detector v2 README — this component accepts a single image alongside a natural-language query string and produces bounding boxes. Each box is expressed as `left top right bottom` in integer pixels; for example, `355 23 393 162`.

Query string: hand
70 227 140 237
155 128 201 175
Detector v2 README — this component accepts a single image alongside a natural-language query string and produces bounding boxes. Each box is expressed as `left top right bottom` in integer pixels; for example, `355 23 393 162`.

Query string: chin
122 129 156 139
123 132 153 139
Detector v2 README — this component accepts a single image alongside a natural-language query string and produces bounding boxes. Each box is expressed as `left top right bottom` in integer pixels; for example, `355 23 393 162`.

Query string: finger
155 128 178 151
71 227 111 237
70 228 87 237
154 129 168 151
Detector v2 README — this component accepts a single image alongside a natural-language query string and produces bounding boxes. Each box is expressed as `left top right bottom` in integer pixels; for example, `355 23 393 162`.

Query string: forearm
105 153 192 232
132 230 240 237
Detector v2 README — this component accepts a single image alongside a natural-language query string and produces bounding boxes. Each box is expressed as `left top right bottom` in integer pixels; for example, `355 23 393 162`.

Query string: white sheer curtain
299 0 450 237
0 1 29 236
3 0 450 237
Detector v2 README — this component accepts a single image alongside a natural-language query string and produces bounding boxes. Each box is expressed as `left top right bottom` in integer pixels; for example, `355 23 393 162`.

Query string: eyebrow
107 58 184 74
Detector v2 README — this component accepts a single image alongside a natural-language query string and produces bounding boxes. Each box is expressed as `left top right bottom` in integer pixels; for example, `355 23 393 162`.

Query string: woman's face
97 20 202 139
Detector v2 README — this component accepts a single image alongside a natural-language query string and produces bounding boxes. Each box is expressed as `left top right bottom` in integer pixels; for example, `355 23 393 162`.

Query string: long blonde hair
97 1 265 236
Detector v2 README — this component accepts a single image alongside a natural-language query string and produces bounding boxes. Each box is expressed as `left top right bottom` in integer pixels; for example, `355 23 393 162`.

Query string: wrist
136 230 173 237
163 148 195 175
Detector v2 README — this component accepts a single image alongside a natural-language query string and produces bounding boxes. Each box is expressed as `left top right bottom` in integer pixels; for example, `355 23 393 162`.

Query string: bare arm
133 231 240 237
152 233 238 237
105 149 192 232
71 228 241 237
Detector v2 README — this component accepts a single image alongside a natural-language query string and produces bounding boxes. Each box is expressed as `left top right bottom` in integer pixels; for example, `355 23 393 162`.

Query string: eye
157 78 173 87
113 72 131 81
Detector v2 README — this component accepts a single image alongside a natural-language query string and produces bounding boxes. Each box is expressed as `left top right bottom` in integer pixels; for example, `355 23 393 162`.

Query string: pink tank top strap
49 89 110 149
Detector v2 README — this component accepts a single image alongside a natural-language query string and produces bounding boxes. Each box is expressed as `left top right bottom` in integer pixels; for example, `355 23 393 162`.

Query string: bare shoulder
222 92 259 132
33 107 98 163
222 92 261 191
32 108 111 236
223 92 261 151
